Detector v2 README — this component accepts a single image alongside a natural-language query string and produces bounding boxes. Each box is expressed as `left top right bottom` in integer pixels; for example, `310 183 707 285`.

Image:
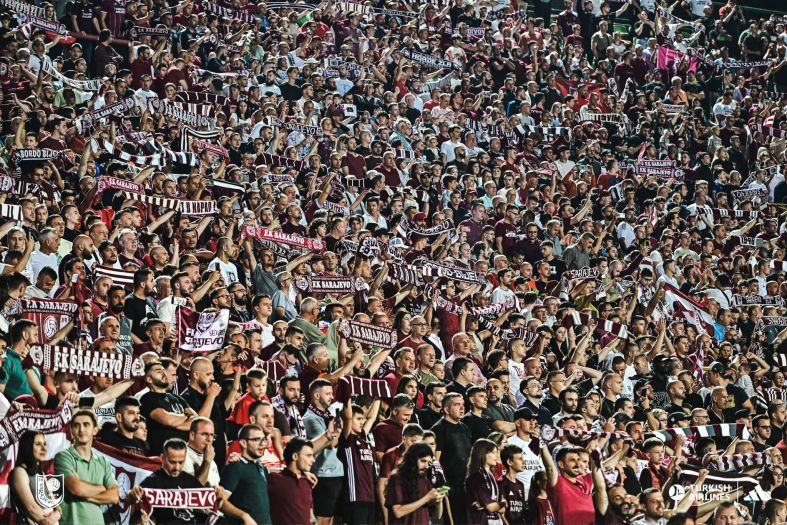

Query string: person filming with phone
385 442 446 525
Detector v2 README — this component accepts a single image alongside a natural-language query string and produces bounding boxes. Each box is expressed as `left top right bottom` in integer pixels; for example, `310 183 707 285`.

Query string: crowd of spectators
1 0 787 523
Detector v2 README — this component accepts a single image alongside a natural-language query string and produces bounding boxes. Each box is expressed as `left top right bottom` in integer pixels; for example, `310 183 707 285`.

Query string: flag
553 77 603 98
176 306 230 352
689 340 706 381
94 266 135 289
0 423 70 521
93 440 162 525
662 284 715 334
656 47 698 73
20 298 80 344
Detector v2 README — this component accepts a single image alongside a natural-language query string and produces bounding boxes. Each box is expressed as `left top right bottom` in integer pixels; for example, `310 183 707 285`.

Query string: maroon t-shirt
338 433 375 503
372 419 404 456
494 220 518 252
458 218 485 246
466 469 503 525
268 469 313 525
499 475 526 525
386 474 433 525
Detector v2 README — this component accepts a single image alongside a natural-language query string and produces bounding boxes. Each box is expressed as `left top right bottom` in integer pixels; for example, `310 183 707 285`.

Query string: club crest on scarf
34 474 64 509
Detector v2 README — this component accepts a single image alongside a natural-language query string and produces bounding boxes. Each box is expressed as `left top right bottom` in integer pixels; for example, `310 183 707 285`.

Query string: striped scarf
562 312 629 339
648 423 750 442
92 139 163 167
121 191 217 216
540 424 630 444
713 452 771 471
257 153 305 171
0 204 23 221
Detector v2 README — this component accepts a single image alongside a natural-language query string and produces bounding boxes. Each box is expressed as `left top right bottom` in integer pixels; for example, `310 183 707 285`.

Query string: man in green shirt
55 409 119 525
220 424 271 525
1 319 37 400
288 297 327 346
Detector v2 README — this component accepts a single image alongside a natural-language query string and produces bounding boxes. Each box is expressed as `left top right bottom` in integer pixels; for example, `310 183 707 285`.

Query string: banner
240 226 325 253
269 116 323 137
339 319 397 349
731 188 768 203
401 48 456 70
28 344 144 380
92 139 164 168
755 316 787 330
96 176 146 195
0 176 40 197
294 276 366 294
418 259 487 285
656 46 698 73
178 200 219 216
128 26 170 38
0 0 44 16
0 402 72 449
11 148 62 165
20 298 79 343
41 57 103 91
731 294 784 307
16 13 68 36
148 99 213 128
563 267 601 280
177 307 229 352
397 218 453 237
76 98 135 132
93 441 162 525
141 488 217 511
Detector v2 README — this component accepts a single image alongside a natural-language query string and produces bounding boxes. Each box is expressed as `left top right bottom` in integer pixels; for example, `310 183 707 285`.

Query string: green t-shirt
1 348 32 400
220 457 272 525
54 446 117 525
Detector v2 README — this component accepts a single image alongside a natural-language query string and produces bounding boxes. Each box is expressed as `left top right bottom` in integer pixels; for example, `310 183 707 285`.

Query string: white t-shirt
184 446 221 487
80 388 116 428
507 434 544 494
209 257 238 285
508 360 526 402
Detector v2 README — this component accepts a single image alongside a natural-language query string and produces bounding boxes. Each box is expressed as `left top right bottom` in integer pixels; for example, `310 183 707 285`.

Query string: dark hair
466 438 496 479
15 431 45 476
283 438 313 464
115 396 141 413
162 438 188 454
500 444 523 467
391 442 434 500
239 424 263 441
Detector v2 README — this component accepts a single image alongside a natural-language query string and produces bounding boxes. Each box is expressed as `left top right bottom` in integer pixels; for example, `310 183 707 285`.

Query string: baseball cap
667 412 689 426
514 407 538 421
703 361 726 374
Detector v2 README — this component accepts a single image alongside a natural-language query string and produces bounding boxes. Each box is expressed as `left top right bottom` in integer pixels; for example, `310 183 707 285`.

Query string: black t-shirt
124 294 156 340
98 430 148 456
432 418 472 486
140 391 190 454
280 82 303 102
419 407 442 431
140 470 207 525
181 387 228 466
462 412 492 443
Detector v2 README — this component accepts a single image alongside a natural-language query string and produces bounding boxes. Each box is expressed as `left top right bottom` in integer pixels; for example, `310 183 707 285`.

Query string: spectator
55 410 119 525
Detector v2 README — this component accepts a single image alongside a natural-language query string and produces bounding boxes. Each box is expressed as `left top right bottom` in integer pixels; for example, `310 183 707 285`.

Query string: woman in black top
10 431 62 525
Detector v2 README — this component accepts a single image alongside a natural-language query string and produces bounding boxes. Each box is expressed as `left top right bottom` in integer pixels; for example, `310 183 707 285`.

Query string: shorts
312 476 342 517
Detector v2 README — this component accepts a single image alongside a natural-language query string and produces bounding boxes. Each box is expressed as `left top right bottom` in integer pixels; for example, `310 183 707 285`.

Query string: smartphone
71 274 79 283
438 486 451 494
